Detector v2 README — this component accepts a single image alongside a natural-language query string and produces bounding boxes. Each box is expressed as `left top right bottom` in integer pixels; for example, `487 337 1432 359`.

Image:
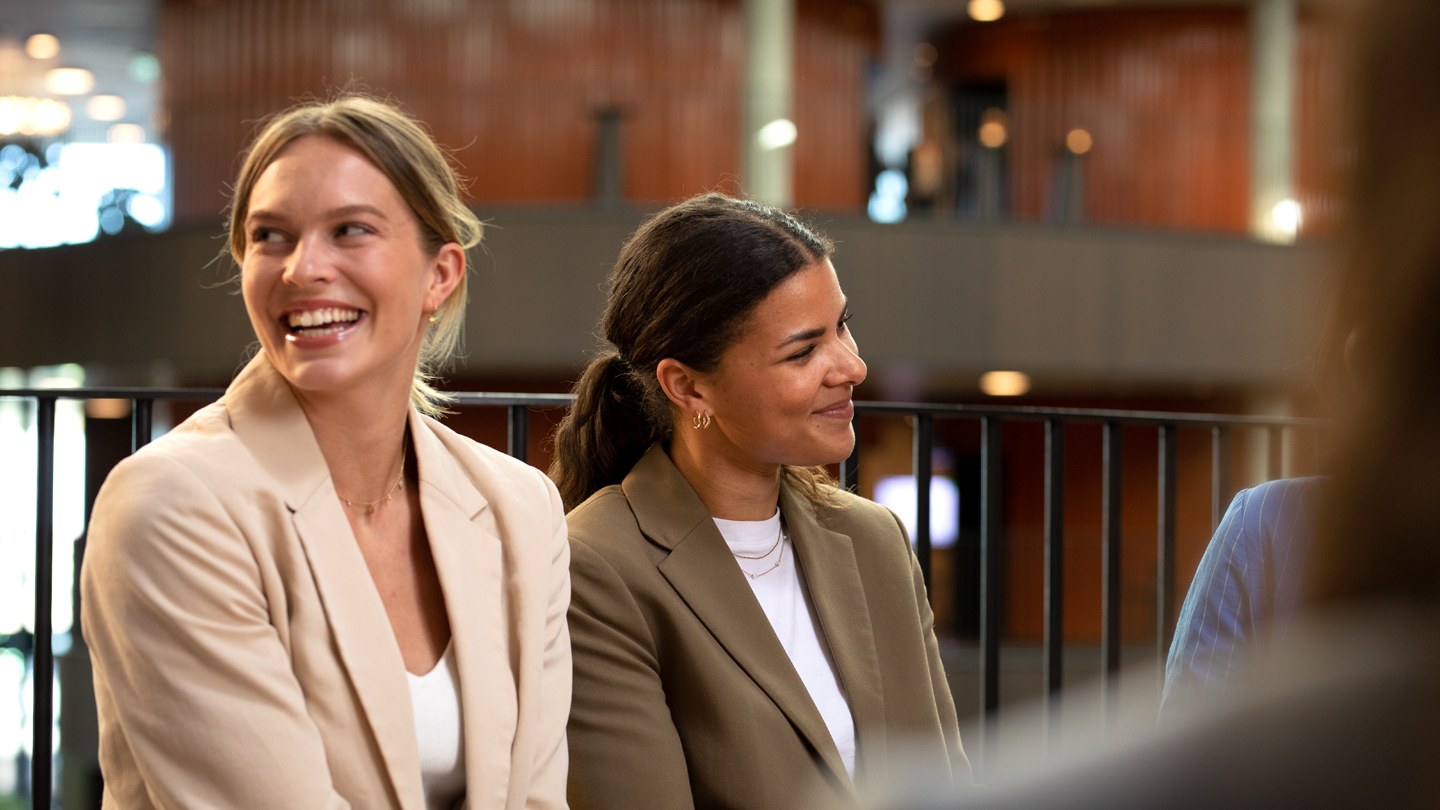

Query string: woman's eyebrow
778 326 826 348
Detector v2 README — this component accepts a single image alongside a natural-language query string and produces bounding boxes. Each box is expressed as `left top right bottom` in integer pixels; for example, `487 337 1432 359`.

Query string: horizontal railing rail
1 387 1315 799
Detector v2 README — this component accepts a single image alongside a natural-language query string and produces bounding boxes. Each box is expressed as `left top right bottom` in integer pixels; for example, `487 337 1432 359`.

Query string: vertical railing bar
1042 419 1065 742
979 416 1002 774
507 405 529 463
33 396 56 810
132 398 154 453
1210 425 1230 533
1157 424 1178 691
913 413 933 594
840 418 860 493
1266 425 1283 481
1100 421 1122 723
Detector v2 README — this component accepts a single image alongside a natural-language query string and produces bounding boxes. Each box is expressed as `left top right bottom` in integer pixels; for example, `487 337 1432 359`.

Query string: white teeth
287 307 360 330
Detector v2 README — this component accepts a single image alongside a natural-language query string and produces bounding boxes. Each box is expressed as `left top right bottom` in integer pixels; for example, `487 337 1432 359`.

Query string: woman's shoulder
814 487 908 542
565 485 643 546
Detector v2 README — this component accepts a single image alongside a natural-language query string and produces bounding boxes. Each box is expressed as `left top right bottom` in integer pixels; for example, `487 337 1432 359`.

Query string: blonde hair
228 94 483 415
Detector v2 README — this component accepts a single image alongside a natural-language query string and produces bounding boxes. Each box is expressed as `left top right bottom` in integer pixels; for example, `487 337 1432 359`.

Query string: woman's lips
282 309 365 349
815 400 855 419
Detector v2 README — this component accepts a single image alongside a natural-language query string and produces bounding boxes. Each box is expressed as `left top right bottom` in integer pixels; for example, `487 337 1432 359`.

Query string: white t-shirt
712 509 857 778
408 641 466 810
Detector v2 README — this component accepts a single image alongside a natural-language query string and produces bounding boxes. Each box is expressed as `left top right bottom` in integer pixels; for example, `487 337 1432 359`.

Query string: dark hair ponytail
550 193 834 511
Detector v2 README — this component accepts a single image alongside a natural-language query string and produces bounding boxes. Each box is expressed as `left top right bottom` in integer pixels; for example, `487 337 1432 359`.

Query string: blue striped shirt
1160 477 1320 722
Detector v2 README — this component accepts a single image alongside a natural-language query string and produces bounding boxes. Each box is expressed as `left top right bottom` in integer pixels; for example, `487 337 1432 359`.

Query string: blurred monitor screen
872 475 959 549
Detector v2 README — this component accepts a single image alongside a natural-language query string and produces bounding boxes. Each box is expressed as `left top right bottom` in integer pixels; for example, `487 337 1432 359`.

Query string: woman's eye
251 228 284 245
839 310 853 330
789 346 817 361
337 223 369 238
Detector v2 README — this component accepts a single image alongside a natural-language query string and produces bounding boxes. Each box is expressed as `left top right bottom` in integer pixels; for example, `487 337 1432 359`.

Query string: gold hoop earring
692 411 711 430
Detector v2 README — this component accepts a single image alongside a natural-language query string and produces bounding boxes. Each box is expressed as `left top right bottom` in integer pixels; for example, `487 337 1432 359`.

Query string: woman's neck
668 427 781 521
295 379 414 500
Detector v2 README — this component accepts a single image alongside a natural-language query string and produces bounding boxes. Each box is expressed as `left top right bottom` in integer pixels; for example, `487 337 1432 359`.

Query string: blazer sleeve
566 537 696 810
527 472 574 810
889 507 974 785
81 453 352 810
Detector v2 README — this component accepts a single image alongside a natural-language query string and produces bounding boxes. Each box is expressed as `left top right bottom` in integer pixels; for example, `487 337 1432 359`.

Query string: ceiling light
0 96 71 136
968 0 1005 22
25 34 59 60
1066 128 1093 154
980 371 1030 397
107 123 146 143
86 95 127 121
978 108 1008 148
44 68 94 95
756 118 797 151
1271 199 1302 237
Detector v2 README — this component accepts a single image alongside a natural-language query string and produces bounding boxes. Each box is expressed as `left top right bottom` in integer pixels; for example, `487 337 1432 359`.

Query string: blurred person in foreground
552 193 971 810
876 1 1440 807
81 96 570 809
1160 474 1322 722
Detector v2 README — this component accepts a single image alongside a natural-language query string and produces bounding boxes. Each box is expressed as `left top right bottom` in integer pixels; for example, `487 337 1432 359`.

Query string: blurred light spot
85 399 132 419
25 34 59 60
980 371 1030 396
874 475 959 549
44 68 93 95
1066 128 1093 154
0 97 71 136
756 118 797 151
107 123 145 144
128 193 165 227
86 95 126 121
868 169 908 223
913 42 938 67
968 0 1005 22
1271 198 1302 237
129 53 160 83
38 377 80 389
978 108 1008 148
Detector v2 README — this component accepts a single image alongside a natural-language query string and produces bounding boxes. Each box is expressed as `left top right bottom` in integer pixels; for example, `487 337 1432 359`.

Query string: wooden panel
936 8 1344 236
160 0 878 222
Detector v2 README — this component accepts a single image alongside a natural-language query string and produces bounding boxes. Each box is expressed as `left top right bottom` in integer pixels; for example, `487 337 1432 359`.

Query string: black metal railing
1 387 1314 804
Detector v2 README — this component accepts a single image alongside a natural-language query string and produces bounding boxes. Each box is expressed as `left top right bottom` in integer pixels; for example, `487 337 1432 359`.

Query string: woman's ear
422 242 466 312
656 358 709 415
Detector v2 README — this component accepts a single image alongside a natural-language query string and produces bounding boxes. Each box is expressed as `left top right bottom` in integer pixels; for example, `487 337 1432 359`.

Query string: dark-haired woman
552 193 971 810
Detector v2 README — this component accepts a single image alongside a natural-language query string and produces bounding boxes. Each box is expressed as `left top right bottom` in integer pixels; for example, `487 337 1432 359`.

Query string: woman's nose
282 232 336 287
830 340 867 387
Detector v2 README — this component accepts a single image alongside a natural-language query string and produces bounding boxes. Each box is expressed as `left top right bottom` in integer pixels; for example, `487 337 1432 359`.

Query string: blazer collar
623 445 878 797
223 354 505 810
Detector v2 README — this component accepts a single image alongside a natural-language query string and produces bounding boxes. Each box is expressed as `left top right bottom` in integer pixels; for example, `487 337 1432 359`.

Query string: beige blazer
81 355 571 810
565 445 970 810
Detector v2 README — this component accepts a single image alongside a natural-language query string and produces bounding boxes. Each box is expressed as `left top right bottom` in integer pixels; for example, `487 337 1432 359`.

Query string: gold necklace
740 535 785 580
731 520 783 560
338 436 407 518
734 522 786 580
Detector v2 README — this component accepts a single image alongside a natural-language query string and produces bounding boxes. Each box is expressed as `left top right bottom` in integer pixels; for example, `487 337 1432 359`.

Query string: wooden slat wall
938 8 1342 236
160 0 878 223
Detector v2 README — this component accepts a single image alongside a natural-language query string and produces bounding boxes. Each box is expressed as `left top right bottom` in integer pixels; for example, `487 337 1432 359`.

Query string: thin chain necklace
733 521 785 580
338 434 407 518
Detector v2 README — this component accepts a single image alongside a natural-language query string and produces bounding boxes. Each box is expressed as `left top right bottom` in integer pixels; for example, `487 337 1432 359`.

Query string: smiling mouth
285 307 362 338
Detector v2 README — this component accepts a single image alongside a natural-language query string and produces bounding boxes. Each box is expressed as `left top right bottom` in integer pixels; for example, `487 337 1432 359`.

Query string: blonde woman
82 97 570 810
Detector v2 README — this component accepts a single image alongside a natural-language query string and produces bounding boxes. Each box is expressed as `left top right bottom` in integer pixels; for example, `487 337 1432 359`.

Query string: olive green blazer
566 445 970 810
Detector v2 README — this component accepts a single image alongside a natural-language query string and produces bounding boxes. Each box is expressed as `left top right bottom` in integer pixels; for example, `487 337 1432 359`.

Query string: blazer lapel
226 355 424 810
781 486 890 789
409 413 516 810
624 446 858 796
